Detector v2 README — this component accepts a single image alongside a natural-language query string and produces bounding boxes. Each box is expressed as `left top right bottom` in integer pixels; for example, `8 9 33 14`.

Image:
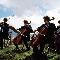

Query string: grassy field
0 44 60 60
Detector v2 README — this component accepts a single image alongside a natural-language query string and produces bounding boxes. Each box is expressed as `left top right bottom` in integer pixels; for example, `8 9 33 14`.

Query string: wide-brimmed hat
3 18 8 22
23 20 29 24
43 16 50 21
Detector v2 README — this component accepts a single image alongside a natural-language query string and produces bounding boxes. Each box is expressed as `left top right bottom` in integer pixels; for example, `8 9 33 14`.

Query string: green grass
0 44 60 60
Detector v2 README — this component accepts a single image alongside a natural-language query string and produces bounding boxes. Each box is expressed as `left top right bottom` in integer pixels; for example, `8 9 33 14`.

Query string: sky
0 0 60 30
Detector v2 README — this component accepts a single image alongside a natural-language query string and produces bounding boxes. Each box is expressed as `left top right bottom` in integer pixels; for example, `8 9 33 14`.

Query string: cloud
5 15 43 30
0 0 49 16
45 8 60 26
0 0 60 30
0 0 60 17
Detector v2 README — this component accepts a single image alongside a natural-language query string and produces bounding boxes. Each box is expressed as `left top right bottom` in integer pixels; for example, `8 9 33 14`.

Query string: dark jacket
0 22 9 39
37 22 56 43
21 25 33 41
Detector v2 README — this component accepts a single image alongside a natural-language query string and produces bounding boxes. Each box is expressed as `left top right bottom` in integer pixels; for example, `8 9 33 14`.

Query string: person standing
0 18 9 49
0 18 19 49
33 16 56 53
14 20 33 51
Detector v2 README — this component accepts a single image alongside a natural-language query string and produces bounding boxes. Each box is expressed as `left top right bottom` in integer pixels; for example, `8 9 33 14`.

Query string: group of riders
0 16 60 54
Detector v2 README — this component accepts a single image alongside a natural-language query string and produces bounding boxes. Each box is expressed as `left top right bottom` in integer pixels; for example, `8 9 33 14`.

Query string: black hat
43 16 50 21
23 20 28 24
3 18 8 22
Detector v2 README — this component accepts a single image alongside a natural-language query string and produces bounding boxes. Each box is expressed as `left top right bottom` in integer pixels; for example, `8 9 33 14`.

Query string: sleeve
21 26 24 29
